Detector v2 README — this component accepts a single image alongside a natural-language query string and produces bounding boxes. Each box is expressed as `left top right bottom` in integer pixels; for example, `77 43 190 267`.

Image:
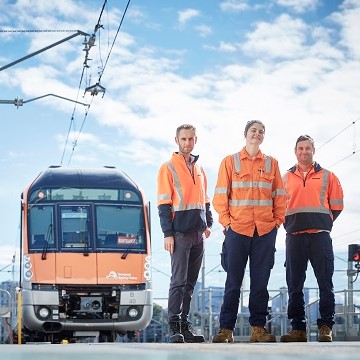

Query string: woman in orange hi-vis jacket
280 135 344 343
157 124 213 344
212 120 286 343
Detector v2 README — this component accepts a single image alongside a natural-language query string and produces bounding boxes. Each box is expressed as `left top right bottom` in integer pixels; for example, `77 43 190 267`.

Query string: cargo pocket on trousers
220 241 227 272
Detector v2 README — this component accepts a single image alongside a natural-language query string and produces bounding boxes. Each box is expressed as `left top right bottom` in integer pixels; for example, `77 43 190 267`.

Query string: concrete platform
1 342 360 360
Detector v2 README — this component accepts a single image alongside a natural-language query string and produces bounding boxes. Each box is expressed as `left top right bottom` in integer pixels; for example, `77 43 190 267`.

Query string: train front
20 166 153 341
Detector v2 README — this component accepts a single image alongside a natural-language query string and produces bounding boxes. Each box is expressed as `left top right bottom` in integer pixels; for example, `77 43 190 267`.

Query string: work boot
181 320 205 343
318 325 332 342
280 329 307 342
250 326 276 343
212 328 234 343
168 321 185 343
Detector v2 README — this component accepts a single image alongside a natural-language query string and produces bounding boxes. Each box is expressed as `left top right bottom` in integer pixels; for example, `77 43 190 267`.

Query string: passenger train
18 166 152 342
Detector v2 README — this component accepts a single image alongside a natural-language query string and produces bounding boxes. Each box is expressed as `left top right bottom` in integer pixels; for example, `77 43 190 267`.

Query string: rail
196 287 360 342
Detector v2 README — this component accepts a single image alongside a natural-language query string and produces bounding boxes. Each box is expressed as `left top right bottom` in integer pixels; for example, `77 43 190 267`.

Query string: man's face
175 129 197 155
295 140 315 164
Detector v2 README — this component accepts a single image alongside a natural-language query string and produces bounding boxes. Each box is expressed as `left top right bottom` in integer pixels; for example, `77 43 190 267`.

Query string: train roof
28 166 140 192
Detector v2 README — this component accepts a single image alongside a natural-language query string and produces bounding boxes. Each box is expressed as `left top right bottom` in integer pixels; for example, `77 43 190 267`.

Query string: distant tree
153 302 163 322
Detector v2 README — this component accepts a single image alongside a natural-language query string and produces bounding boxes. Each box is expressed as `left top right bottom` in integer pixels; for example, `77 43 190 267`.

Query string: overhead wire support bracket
0 94 89 108
0 30 90 72
84 83 106 97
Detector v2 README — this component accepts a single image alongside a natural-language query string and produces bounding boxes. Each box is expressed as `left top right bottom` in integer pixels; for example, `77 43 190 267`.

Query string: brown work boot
318 325 332 342
212 328 234 343
280 329 307 342
250 326 276 343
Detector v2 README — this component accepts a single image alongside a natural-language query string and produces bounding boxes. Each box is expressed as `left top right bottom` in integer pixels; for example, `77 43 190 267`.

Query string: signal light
348 244 360 262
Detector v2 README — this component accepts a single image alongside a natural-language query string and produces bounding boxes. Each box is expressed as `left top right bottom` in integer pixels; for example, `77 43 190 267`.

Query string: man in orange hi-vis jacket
212 120 286 343
157 124 213 343
280 135 344 343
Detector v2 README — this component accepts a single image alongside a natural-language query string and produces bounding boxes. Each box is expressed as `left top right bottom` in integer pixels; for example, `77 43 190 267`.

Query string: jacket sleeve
158 204 173 237
271 159 286 226
157 164 174 237
201 166 213 228
328 172 344 221
205 202 213 228
212 156 231 227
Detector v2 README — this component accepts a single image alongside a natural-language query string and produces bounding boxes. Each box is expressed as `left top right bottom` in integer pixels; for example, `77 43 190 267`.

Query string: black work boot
181 320 205 343
168 321 185 343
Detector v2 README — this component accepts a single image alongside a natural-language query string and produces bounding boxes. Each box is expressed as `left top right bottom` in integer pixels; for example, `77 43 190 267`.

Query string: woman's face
245 122 265 146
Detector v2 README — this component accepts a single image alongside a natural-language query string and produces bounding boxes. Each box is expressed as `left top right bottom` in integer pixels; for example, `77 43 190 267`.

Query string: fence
195 288 360 342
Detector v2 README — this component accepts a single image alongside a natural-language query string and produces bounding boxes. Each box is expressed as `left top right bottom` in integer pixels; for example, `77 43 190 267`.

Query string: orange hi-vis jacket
157 152 213 237
283 162 344 234
213 148 286 237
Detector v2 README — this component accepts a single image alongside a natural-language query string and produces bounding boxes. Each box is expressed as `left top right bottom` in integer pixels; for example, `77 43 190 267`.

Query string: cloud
275 0 319 13
220 0 250 12
204 41 239 53
177 8 200 26
331 0 360 59
196 24 213 37
242 13 309 59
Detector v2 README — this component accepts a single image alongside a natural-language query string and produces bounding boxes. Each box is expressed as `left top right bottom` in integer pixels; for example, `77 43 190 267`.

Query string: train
18 166 152 342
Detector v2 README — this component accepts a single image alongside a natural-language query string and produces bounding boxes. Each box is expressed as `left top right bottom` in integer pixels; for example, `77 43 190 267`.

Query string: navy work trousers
285 231 335 331
219 227 277 329
168 231 204 322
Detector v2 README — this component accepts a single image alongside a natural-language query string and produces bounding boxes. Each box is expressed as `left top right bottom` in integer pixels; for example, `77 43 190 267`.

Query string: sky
1 0 360 306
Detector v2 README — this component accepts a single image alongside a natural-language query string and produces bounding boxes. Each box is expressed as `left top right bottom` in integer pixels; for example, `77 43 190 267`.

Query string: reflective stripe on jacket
212 148 286 237
157 152 212 237
283 162 344 234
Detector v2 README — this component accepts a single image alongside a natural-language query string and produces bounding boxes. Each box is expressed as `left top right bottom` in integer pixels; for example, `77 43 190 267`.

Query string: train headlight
127 307 140 319
37 306 51 320
23 256 33 279
144 256 151 281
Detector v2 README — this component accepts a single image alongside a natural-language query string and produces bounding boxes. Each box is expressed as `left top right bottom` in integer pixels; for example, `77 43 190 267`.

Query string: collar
240 147 263 160
289 161 322 173
173 152 199 164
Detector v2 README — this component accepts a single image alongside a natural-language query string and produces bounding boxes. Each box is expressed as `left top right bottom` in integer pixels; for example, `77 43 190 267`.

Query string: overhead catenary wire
66 96 95 166
317 117 359 151
61 0 132 166
328 148 360 168
0 30 82 33
60 55 91 166
97 0 131 84
317 117 359 168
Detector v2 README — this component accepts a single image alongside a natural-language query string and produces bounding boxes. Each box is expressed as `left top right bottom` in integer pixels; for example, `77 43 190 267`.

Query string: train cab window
60 206 90 249
96 205 145 252
28 205 56 250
